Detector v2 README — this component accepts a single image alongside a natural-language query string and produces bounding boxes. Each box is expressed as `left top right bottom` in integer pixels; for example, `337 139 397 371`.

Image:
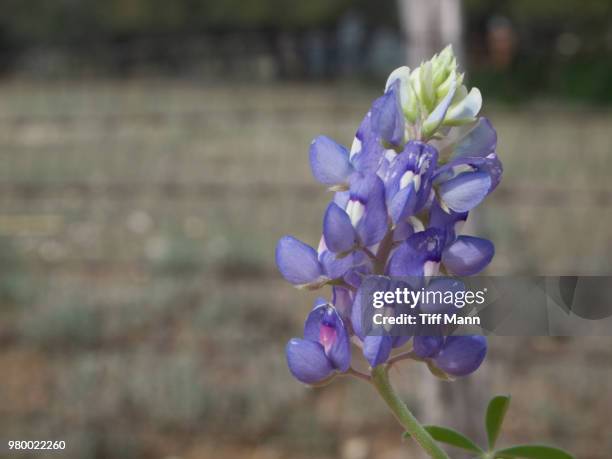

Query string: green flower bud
385 45 482 140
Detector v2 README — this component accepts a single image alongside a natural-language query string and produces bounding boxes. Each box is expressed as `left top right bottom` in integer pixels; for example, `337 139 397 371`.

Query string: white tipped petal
445 88 482 125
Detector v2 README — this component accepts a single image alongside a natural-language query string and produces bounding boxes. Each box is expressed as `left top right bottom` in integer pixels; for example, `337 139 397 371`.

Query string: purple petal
413 336 444 358
479 153 503 192
286 338 334 384
303 303 351 372
433 335 487 377
350 112 385 173
309 135 353 186
351 275 392 339
452 117 497 159
442 236 494 276
349 174 388 247
438 171 491 213
388 186 418 224
363 335 393 367
387 228 445 277
371 81 404 147
393 219 416 242
428 200 468 243
275 236 324 286
333 190 350 209
323 202 358 253
384 141 438 223
437 153 503 196
319 250 356 280
332 286 353 322
343 262 372 289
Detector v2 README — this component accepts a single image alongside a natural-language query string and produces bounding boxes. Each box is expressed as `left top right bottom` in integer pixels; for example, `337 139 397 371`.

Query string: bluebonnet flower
277 46 501 384
275 235 359 289
350 276 412 367
286 299 350 384
413 335 487 377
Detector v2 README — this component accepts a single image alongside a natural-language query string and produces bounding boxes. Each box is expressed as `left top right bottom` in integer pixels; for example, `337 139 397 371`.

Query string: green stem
371 366 450 459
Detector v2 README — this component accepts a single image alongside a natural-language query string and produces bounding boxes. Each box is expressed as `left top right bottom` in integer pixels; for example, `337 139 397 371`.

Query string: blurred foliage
1 0 611 103
466 0 612 23
0 0 357 40
466 0 612 104
472 58 612 105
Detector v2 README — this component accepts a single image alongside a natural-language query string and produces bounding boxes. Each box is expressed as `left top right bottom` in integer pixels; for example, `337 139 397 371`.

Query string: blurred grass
0 81 611 459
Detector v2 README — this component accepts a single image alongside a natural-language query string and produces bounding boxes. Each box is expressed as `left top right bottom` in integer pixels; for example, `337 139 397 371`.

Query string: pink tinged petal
442 236 494 276
319 324 337 354
438 171 491 213
275 236 324 286
309 135 353 186
286 338 334 384
304 304 351 372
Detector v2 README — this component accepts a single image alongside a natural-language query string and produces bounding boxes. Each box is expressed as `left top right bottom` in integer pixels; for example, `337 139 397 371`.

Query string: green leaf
494 445 575 459
404 425 483 453
486 395 511 449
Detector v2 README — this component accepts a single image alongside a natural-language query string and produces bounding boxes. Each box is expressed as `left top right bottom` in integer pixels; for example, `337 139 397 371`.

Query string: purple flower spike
414 336 444 359
278 54 503 383
286 338 334 384
309 135 354 187
433 335 487 377
442 236 494 276
275 236 324 287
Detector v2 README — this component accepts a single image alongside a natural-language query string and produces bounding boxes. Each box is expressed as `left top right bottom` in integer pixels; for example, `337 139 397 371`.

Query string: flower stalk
371 365 450 459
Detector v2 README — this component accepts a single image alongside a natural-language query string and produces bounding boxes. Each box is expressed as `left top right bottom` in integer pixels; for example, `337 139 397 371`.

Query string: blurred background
1 0 612 458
